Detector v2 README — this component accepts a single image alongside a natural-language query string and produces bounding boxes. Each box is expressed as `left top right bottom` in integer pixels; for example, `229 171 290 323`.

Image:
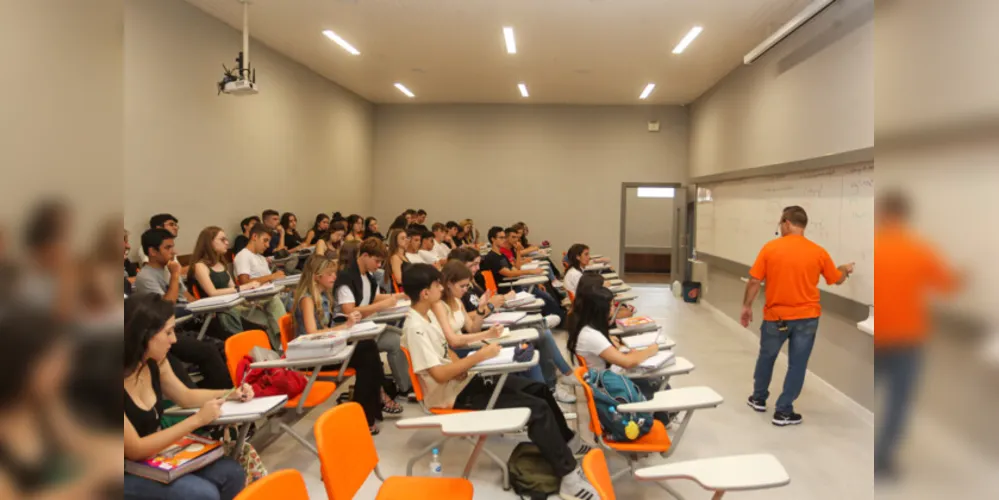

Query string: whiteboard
695 163 874 305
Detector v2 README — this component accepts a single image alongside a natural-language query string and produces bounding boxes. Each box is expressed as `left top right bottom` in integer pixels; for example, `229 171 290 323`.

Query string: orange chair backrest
278 314 294 352
224 330 270 385
235 469 309 500
481 270 498 293
400 347 425 403
568 290 576 302
582 449 617 500
575 367 604 437
575 354 588 370
315 403 379 500
392 280 402 294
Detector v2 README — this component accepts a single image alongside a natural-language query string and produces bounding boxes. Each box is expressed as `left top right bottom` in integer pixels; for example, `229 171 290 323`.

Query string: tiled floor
260 285 883 499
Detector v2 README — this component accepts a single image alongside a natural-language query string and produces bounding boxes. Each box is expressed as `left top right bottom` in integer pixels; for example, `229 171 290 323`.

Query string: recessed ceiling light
639 83 656 100
394 83 415 98
503 26 517 54
518 83 529 98
672 26 703 54
322 30 360 55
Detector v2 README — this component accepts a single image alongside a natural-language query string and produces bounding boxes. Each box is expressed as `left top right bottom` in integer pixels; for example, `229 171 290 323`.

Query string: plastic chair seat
309 368 356 379
604 420 672 453
428 407 473 416
286 381 338 409
376 476 474 499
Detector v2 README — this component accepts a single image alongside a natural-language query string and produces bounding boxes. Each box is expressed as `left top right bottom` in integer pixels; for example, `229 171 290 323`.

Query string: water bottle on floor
430 448 442 477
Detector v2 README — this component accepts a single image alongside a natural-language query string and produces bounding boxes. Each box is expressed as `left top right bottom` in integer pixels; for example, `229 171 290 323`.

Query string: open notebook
621 329 664 349
219 395 288 417
474 347 517 367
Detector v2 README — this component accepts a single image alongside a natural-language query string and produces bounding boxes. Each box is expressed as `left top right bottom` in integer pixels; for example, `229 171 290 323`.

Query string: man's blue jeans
874 346 922 473
752 317 819 413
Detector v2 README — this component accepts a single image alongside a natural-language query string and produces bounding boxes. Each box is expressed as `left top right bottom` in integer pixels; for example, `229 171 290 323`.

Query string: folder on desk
186 294 242 310
483 312 527 326
504 292 536 308
239 283 278 298
637 351 675 370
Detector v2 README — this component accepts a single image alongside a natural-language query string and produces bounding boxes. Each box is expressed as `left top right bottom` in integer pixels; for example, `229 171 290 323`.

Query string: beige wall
124 0 374 256
0 0 123 250
688 0 873 178
372 105 688 263
624 187 673 250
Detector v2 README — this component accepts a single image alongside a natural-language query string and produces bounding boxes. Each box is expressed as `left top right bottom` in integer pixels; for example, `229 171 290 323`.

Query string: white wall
688 0 873 177
372 105 688 262
124 0 374 256
0 0 123 250
624 187 673 250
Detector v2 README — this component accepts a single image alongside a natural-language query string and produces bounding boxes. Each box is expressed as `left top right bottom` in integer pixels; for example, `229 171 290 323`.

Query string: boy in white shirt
404 226 430 264
401 264 598 500
233 224 287 348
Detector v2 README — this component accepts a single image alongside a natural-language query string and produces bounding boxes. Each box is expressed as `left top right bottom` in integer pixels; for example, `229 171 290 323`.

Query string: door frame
619 182 684 279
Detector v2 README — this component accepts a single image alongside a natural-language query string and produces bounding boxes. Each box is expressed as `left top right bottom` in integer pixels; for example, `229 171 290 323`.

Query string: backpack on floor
585 368 654 442
508 442 561 499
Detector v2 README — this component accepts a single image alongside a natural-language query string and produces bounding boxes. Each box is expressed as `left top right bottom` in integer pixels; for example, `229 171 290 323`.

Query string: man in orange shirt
873 190 957 478
741 206 854 426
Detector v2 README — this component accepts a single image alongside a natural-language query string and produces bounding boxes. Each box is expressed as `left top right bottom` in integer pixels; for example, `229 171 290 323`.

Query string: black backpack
508 442 561 499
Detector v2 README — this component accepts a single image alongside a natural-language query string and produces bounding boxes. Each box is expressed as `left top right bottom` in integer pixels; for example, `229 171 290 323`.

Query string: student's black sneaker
772 411 803 426
746 396 767 412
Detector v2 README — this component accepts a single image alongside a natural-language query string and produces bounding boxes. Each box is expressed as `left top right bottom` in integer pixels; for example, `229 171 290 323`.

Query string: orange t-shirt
749 235 843 321
874 225 956 348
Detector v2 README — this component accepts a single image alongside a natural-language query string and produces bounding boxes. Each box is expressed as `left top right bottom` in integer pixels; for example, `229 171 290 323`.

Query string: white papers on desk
622 330 664 349
240 283 278 298
272 275 301 287
286 330 349 359
474 347 516 367
381 301 411 315
521 263 540 270
186 294 241 310
585 263 608 271
637 351 675 371
504 292 535 308
483 312 527 326
220 395 288 417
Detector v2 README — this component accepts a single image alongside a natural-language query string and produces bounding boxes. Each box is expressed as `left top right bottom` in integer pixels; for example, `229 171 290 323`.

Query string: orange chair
582 449 617 500
575 366 672 480
400 347 515 489
278 314 356 382
235 469 309 500
225 329 338 454
315 402 474 500
480 270 499 293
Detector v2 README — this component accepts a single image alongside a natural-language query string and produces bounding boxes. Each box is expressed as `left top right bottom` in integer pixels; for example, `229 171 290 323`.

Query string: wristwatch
487 303 496 313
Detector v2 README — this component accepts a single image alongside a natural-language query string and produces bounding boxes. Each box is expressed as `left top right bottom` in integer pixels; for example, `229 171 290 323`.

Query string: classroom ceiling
185 0 813 105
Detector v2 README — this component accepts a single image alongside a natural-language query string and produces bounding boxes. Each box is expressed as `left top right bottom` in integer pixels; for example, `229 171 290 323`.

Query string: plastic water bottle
429 448 442 477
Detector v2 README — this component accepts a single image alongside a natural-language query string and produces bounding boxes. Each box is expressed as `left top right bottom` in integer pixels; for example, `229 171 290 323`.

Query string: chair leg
276 422 318 455
406 437 449 476
663 410 697 459
710 491 726 500
657 481 686 500
480 445 511 490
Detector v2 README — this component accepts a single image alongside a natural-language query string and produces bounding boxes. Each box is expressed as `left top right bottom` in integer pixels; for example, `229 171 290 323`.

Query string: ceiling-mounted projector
218 0 259 96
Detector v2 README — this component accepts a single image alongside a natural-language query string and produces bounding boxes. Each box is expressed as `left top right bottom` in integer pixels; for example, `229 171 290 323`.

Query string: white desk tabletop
513 276 548 286
585 263 610 272
469 351 539 375
606 279 624 286
634 454 790 491
370 311 408 324
602 272 619 280
466 328 539 349
251 344 354 370
349 324 387 341
615 293 638 302
609 284 632 294
622 356 693 379
186 297 246 314
396 408 530 436
618 385 722 413
272 275 301 287
240 286 285 300
619 335 677 351
513 314 544 327
163 396 288 423
502 298 545 311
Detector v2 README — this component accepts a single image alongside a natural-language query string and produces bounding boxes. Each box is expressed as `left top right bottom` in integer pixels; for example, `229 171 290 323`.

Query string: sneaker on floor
772 411 803 426
559 373 582 387
553 279 564 289
747 395 767 412
554 384 577 404
559 466 599 500
545 315 562 329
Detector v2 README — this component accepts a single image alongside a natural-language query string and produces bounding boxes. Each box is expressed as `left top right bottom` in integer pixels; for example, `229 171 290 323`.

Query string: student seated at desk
345 214 364 243
401 264 598 499
385 228 413 289
188 226 278 340
138 214 183 270
315 220 347 259
426 223 451 264
123 294 252 500
363 216 384 241
508 225 559 284
335 238 414 402
290 255 393 432
574 266 636 320
458 218 480 249
479 227 566 325
404 225 431 265
452 248 577 403
417 227 447 268
279 212 311 252
260 209 286 257
567 286 669 426
233 225 288 349
231 216 260 256
444 221 461 249
304 213 330 249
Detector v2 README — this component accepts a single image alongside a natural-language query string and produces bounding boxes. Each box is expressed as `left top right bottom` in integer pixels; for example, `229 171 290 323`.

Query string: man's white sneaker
545 315 562 329
554 385 577 404
559 466 599 500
